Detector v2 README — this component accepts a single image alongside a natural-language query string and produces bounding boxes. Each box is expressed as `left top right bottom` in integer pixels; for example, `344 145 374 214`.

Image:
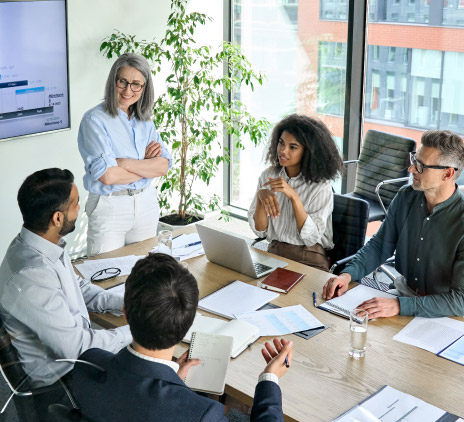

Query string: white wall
0 0 223 259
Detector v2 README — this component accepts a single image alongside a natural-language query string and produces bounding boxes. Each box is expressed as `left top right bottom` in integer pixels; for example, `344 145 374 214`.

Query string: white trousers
85 185 159 256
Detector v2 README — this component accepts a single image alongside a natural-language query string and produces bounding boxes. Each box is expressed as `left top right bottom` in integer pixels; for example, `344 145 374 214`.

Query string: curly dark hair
265 114 343 183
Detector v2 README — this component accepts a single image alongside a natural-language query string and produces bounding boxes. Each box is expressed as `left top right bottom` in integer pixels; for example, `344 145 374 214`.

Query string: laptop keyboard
253 262 273 276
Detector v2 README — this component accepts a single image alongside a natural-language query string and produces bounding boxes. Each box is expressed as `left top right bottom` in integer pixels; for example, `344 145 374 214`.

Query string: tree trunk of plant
178 96 188 219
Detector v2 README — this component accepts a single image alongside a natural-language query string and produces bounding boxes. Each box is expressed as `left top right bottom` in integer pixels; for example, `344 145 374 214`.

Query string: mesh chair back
353 130 415 206
0 319 29 393
329 194 369 266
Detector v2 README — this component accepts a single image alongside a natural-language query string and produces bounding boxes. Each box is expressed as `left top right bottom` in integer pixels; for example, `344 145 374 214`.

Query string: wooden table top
75 230 464 421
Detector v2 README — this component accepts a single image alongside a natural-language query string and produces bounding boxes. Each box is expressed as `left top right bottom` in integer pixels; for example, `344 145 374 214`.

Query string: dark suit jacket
72 347 284 422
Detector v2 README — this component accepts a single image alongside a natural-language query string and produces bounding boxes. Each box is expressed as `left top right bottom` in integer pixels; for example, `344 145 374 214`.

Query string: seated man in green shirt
323 130 464 318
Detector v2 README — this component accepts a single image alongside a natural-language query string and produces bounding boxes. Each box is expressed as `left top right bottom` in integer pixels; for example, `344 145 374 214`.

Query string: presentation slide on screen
0 0 69 140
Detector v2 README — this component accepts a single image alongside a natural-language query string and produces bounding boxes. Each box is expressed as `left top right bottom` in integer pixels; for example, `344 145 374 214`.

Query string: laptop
196 224 288 278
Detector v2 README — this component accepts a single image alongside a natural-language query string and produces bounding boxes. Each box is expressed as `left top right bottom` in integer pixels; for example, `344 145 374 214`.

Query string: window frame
222 0 368 216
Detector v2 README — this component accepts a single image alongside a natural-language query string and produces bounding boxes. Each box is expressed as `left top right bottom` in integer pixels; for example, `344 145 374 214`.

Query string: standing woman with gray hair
78 53 172 256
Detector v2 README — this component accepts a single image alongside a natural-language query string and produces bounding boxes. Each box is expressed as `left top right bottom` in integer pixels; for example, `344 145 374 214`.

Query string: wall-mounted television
0 0 70 142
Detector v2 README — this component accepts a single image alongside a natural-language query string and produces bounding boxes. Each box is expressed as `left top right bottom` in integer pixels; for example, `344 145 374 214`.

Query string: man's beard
59 213 76 236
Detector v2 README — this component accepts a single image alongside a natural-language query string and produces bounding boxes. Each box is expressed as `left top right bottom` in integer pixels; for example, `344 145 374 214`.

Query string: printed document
393 317 464 354
333 385 455 422
236 305 324 336
74 255 145 280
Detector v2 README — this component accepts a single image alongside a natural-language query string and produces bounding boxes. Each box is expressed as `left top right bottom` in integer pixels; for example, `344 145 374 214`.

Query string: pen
284 356 289 368
312 291 317 307
185 241 202 247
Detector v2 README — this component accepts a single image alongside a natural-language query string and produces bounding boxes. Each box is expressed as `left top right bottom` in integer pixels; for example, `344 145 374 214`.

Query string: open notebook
184 332 233 395
183 314 259 358
319 284 397 319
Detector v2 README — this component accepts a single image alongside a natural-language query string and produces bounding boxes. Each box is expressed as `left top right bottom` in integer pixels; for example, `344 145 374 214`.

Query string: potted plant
100 0 270 227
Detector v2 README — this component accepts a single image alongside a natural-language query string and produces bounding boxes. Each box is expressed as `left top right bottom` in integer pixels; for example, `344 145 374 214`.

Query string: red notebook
259 267 305 293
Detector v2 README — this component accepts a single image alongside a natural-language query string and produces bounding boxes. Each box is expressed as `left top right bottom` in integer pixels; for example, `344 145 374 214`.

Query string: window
226 1 464 209
318 41 347 116
229 0 348 209
388 47 396 62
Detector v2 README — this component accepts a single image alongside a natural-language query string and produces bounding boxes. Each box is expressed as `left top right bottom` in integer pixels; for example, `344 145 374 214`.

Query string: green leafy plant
100 0 270 223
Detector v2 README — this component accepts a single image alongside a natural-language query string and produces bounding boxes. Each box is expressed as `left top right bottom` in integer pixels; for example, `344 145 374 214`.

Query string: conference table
76 228 464 421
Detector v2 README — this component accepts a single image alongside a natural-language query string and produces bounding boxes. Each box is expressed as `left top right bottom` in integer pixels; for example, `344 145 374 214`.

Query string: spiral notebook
184 331 233 395
319 284 397 319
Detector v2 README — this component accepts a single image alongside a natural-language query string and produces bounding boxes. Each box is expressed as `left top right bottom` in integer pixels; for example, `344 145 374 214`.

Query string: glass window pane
364 1 464 144
230 0 348 209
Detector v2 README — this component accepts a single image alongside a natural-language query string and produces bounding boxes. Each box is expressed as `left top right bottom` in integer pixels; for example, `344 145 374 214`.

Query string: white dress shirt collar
20 226 66 263
127 345 180 373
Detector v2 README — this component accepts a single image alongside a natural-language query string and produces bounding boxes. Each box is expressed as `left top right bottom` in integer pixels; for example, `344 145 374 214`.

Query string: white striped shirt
248 166 334 249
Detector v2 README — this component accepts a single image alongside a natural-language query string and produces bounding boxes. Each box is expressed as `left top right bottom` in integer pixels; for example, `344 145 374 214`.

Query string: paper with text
236 305 324 336
393 317 464 354
184 331 233 395
74 255 145 280
333 385 449 422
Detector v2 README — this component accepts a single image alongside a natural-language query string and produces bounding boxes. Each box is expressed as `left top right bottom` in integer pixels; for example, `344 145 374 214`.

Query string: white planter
157 210 220 233
157 218 201 233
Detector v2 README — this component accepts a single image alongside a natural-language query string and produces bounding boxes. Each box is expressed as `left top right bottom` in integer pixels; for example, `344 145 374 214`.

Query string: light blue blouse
78 103 172 195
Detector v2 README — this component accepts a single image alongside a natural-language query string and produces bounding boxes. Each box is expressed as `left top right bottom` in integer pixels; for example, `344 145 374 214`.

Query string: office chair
328 193 370 274
48 404 89 422
0 318 77 421
344 129 415 222
48 359 106 422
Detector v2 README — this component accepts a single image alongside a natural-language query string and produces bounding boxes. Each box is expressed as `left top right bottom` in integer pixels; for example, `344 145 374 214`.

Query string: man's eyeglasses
91 267 121 282
409 152 458 174
116 78 144 92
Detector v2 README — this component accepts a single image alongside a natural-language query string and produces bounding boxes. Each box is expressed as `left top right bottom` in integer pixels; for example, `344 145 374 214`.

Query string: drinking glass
158 230 172 256
349 309 368 358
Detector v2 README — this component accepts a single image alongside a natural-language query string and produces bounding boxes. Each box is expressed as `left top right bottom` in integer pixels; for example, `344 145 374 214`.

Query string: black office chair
0 318 77 421
344 129 415 222
328 193 370 274
48 404 89 422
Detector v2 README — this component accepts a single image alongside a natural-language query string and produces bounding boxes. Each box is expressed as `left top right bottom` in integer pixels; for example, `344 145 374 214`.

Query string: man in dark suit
73 253 292 421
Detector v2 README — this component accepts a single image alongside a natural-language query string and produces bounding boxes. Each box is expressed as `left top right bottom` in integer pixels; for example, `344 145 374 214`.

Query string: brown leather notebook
259 267 305 293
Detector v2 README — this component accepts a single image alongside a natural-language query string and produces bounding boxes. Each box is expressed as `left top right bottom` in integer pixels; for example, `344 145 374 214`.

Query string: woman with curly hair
248 114 343 271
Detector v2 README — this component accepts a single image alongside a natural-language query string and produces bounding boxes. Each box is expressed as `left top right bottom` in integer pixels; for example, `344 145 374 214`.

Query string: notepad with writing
183 314 259 358
319 284 397 319
259 267 305 293
184 331 233 395
198 280 279 319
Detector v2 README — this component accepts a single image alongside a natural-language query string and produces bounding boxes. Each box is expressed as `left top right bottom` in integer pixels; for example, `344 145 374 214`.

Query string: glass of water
158 230 172 256
349 309 368 358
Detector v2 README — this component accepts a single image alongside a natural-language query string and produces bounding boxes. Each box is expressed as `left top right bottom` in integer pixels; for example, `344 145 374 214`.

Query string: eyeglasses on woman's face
116 78 144 93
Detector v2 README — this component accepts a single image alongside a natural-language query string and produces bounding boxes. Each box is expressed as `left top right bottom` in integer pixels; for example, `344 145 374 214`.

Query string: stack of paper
151 233 205 261
198 280 279 319
74 255 145 280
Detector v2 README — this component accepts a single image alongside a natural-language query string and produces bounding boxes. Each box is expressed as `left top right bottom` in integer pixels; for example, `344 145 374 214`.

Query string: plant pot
157 210 221 232
157 214 203 232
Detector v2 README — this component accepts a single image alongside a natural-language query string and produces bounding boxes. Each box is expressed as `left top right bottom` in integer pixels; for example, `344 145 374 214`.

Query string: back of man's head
17 168 74 234
124 253 199 350
421 130 464 180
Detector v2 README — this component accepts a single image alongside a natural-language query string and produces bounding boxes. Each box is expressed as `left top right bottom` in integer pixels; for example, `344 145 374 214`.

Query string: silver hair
421 130 464 180
103 53 154 121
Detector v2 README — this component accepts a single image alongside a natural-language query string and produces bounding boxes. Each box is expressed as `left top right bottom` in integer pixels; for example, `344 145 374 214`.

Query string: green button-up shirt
344 185 464 317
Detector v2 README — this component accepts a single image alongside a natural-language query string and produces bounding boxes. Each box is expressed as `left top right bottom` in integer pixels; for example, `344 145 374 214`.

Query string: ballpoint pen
312 291 317 307
184 241 202 247
284 356 289 368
